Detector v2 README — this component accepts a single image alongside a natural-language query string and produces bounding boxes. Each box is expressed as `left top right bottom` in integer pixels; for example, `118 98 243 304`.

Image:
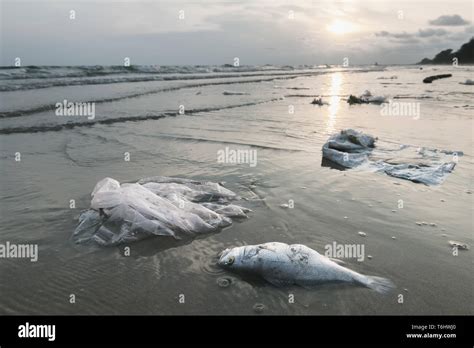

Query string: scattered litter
347 90 387 104
73 176 249 246
253 303 266 313
310 97 326 106
459 79 474 85
449 241 470 250
322 129 459 185
223 90 250 95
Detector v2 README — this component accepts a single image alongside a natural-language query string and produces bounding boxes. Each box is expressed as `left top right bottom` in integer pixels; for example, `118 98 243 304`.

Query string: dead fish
218 242 394 294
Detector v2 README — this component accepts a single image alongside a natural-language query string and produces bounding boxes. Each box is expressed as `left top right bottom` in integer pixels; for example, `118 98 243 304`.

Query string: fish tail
362 275 395 294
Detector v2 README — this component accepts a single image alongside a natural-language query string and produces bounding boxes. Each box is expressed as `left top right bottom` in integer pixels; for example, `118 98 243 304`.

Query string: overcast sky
1 0 473 66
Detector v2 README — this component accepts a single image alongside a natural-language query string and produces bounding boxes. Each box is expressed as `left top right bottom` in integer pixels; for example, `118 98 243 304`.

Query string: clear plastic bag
73 177 250 246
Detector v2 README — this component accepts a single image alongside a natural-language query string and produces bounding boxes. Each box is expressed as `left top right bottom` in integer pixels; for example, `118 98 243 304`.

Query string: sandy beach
0 64 472 314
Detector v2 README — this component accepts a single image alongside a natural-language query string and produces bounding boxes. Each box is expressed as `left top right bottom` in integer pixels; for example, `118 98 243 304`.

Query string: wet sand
0 66 472 314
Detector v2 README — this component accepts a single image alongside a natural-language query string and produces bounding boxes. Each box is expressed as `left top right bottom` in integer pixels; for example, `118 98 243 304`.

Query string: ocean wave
145 133 303 152
0 79 286 119
0 65 385 92
0 70 320 92
0 64 313 81
0 75 300 118
0 64 331 81
0 98 282 135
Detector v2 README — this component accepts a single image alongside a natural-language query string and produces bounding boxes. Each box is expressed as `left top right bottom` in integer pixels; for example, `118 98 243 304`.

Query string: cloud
376 28 449 40
465 26 474 33
375 30 390 37
1 0 473 65
418 28 448 37
375 31 412 39
429 14 470 26
390 38 420 45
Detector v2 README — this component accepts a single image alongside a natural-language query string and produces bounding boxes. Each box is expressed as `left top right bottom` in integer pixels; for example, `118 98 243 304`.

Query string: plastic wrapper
73 177 250 246
322 129 459 185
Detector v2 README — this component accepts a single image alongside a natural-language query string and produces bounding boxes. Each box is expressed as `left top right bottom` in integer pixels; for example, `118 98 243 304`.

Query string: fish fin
264 277 294 288
295 281 320 290
364 276 395 294
329 257 346 265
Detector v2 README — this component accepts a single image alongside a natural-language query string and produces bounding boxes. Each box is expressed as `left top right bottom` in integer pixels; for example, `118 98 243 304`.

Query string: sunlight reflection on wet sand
326 72 342 134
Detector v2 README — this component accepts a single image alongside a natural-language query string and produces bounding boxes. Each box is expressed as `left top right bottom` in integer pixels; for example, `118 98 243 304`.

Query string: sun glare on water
327 20 356 35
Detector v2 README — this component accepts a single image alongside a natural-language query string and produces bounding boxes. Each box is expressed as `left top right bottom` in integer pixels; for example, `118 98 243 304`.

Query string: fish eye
226 256 235 265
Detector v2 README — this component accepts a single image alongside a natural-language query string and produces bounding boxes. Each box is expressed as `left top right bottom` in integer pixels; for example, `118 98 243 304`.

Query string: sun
327 20 355 35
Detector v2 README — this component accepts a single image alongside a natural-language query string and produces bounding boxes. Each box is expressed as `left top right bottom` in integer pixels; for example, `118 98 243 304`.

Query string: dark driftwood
423 74 452 83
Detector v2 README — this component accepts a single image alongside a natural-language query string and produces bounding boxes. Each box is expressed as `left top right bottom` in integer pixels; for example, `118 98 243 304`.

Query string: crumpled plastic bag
322 129 460 185
73 177 251 246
